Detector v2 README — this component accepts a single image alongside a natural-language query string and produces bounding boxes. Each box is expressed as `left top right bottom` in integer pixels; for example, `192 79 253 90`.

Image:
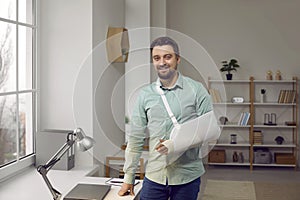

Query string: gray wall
37 0 93 167
166 0 300 80
166 0 300 166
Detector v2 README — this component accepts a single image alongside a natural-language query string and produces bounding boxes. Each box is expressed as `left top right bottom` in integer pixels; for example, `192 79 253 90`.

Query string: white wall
39 0 92 131
91 0 126 172
37 0 151 174
38 0 94 168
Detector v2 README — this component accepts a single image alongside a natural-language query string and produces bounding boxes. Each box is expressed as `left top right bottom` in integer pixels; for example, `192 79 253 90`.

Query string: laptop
63 184 111 200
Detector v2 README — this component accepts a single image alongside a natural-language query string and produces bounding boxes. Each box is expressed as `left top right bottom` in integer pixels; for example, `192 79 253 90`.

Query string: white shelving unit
207 76 298 170
208 77 252 167
250 77 298 170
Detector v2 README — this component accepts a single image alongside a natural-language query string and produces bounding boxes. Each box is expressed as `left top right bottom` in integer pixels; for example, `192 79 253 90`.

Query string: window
0 0 36 180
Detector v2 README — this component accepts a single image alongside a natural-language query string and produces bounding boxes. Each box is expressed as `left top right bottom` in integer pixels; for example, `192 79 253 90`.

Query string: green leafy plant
220 58 240 80
220 58 240 75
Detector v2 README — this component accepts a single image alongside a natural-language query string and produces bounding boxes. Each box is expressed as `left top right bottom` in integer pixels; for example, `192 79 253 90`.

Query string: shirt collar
156 72 183 91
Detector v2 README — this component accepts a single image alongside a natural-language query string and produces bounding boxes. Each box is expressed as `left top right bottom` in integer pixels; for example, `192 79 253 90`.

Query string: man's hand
118 183 135 196
155 139 169 155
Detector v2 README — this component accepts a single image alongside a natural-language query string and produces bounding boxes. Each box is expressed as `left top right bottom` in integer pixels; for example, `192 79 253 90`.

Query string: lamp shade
78 136 95 151
74 128 95 151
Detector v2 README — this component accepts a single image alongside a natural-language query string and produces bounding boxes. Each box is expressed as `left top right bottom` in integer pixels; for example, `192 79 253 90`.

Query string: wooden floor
198 165 300 199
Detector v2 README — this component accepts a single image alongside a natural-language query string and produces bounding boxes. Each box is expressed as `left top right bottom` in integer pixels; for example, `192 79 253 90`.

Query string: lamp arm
37 135 75 200
45 139 75 170
38 166 62 200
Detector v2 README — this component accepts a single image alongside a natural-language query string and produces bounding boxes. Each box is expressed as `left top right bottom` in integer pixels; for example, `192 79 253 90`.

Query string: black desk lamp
37 128 95 200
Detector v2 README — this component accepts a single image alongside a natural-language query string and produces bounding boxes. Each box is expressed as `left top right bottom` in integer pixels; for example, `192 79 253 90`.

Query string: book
278 90 296 103
253 130 263 144
241 112 250 126
238 112 250 126
209 89 222 103
238 112 245 125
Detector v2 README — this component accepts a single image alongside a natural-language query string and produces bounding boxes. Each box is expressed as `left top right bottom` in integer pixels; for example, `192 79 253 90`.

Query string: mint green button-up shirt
123 73 213 185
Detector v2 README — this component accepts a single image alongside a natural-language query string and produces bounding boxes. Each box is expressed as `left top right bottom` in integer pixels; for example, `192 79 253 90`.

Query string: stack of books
238 112 250 126
209 89 222 103
277 90 296 103
253 130 263 144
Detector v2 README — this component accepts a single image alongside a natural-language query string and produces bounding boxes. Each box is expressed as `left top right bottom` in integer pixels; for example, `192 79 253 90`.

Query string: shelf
212 143 251 147
253 80 296 83
253 125 296 129
253 102 296 106
220 125 251 128
208 162 250 166
252 163 296 167
213 102 251 106
214 102 296 106
253 144 296 148
208 76 298 171
209 80 250 83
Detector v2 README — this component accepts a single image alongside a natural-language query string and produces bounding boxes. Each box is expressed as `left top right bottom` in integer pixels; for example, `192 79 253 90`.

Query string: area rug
202 180 300 200
254 182 300 200
202 179 256 200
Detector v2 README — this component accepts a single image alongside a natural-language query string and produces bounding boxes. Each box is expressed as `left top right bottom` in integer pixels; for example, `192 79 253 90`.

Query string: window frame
0 0 37 181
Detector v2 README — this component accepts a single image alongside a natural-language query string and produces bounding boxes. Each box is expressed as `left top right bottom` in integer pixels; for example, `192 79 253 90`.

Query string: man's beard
157 64 177 80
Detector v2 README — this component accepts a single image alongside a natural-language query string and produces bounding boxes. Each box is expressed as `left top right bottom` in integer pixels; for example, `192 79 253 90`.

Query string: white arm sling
156 82 221 155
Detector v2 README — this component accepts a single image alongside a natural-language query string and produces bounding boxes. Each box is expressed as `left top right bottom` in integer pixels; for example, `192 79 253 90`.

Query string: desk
76 177 142 200
0 166 142 200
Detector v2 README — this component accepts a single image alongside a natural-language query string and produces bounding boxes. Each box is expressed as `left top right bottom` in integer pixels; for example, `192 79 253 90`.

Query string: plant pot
226 74 233 80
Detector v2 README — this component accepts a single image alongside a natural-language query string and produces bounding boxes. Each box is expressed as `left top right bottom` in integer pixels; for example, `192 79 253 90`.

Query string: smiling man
118 36 214 200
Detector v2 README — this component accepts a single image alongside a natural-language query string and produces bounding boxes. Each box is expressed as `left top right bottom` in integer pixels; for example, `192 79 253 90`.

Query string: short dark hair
150 36 180 58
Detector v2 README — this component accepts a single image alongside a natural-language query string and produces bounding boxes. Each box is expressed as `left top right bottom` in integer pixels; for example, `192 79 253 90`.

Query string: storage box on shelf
253 149 272 164
274 153 296 165
208 76 298 170
208 150 226 163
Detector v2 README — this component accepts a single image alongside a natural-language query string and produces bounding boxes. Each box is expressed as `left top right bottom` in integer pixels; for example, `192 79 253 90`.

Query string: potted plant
220 58 240 80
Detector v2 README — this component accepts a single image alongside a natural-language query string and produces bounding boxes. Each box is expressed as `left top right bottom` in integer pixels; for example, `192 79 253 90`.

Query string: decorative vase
226 74 233 80
260 94 265 103
238 152 244 163
230 134 237 144
232 151 238 162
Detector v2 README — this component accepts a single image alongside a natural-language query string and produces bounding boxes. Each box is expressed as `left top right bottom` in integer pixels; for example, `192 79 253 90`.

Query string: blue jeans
140 177 201 200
